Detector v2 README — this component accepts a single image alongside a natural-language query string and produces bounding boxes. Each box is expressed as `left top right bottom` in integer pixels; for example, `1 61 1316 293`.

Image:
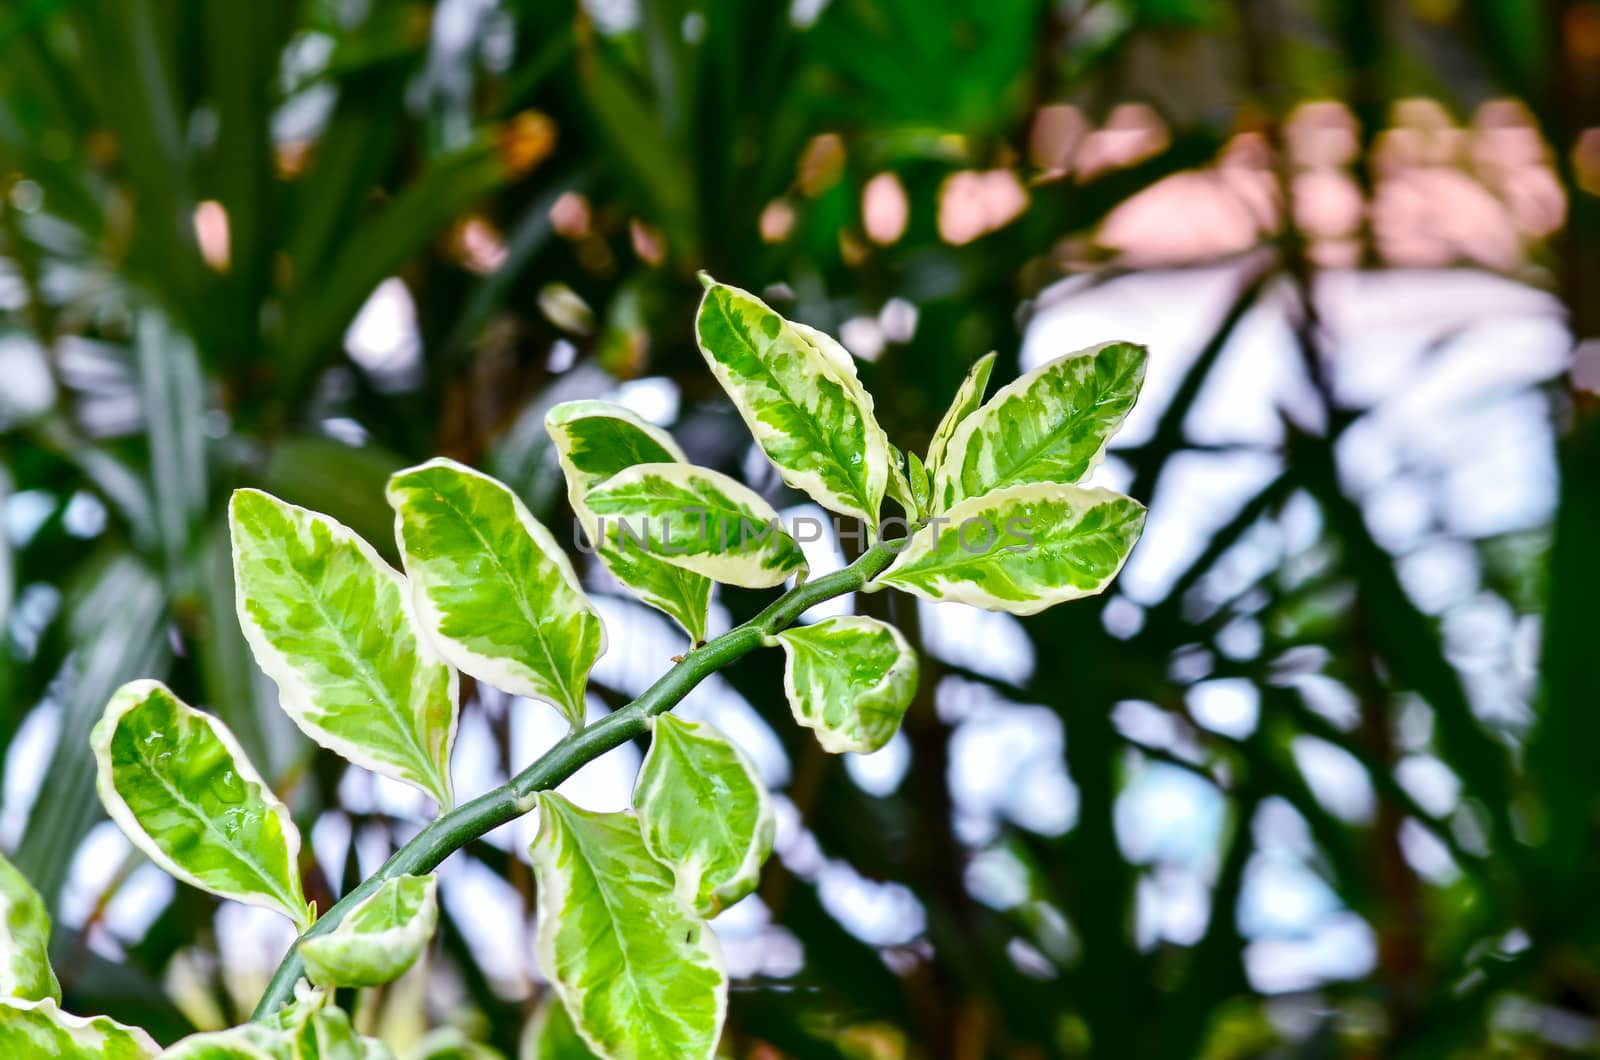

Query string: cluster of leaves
0 280 1144 1056
5 0 1587 1056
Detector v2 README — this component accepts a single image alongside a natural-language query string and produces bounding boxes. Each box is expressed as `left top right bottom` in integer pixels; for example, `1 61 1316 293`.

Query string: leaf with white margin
166 1005 393 1060
545 401 712 643
695 278 887 528
874 483 1145 615
583 463 805 589
299 874 438 988
230 489 457 807
161 1026 285 1060
408 1029 498 1059
883 443 919 519
253 982 328 1035
529 794 725 1060
519 996 599 1060
790 319 898 527
287 1006 395 1060
905 450 931 519
923 351 995 481
387 459 605 729
633 715 775 916
773 617 918 754
0 850 60 1002
0 998 157 1058
934 342 1145 510
91 681 310 929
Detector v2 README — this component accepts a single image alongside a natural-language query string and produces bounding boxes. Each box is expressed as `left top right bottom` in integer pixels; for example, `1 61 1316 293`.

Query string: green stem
252 540 899 1020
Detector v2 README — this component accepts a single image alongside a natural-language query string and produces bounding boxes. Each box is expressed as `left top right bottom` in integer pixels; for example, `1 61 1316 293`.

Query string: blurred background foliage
1 0 1598 1056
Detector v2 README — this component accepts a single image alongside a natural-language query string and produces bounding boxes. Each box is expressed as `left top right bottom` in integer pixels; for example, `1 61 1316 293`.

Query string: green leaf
906 450 932 519
873 483 1146 615
791 320 899 526
287 1006 395 1060
0 851 61 1003
923 351 995 480
934 342 1145 510
884 443 920 519
773 617 918 754
520 997 599 1060
168 1001 394 1060
583 463 806 589
230 488 458 807
545 401 712 644
695 279 888 528
387 459 605 729
529 794 725 1060
299 874 439 988
0 998 157 1058
633 715 775 916
161 1026 286 1059
91 681 310 930
406 1029 500 1060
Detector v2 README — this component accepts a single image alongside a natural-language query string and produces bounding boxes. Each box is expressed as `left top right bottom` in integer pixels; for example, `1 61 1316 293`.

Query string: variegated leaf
529 794 725 1060
230 489 457 807
583 463 805 589
287 1006 395 1060
299 874 438 988
520 997 599 1060
0 998 157 1059
695 279 887 527
633 716 774 916
92 681 310 929
0 850 60 1003
873 483 1145 615
773 617 918 754
161 1026 286 1060
923 351 995 480
408 1029 499 1060
934 342 1145 510
884 443 919 519
790 320 897 526
905 450 931 519
545 402 712 643
387 459 605 729
168 1003 393 1060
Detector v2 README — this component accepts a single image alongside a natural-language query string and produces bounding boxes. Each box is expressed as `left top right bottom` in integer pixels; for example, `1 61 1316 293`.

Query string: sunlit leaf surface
529 794 725 1060
775 616 919 754
388 458 604 729
91 680 309 929
633 715 775 916
0 852 60 1003
299 874 439 989
545 401 712 643
583 463 806 589
876 483 1145 615
696 279 888 527
231 489 458 806
934 342 1144 510
0 998 157 1059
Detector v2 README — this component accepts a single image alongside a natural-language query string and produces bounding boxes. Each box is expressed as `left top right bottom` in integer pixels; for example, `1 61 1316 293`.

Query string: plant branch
252 539 900 1019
